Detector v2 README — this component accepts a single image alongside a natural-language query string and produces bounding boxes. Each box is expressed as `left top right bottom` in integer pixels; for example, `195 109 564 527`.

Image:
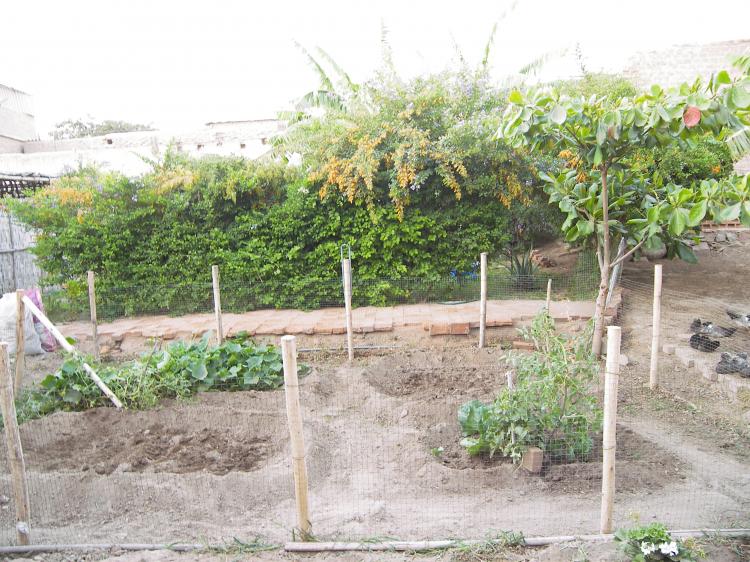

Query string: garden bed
0 344 743 544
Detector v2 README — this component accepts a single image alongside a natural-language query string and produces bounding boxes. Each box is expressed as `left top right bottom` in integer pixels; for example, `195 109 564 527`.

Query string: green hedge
11 156 561 320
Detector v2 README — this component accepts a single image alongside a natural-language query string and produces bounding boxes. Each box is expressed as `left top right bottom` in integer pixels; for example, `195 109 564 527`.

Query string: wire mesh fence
0 252 748 547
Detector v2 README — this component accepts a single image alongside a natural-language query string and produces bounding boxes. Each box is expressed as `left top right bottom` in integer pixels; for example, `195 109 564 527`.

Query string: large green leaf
676 242 698 264
730 86 750 109
458 400 487 435
190 361 208 381
714 203 741 222
687 200 708 226
716 70 732 85
741 201 750 227
593 146 603 166
246 355 263 369
668 208 688 236
577 220 594 237
549 104 566 125
62 388 82 404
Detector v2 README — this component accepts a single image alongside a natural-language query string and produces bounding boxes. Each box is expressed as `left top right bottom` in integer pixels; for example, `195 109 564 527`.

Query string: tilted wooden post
649 264 662 390
600 325 621 534
211 265 223 345
545 278 552 313
22 296 123 409
0 343 31 545
281 335 311 538
87 271 100 361
479 253 487 349
14 290 25 394
342 258 354 361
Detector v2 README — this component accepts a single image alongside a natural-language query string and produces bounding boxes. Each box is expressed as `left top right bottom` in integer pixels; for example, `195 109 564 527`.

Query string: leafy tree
278 42 369 126
52 118 154 140
499 58 750 355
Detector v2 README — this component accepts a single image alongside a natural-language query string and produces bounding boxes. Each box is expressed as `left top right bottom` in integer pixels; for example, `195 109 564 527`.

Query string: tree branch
611 237 647 267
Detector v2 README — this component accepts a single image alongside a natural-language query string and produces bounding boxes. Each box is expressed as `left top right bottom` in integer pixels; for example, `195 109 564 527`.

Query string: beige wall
0 107 36 141
624 40 750 90
0 136 23 154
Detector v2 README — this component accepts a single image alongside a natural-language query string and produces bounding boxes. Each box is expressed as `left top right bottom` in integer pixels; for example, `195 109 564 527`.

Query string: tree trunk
591 265 610 356
591 164 611 357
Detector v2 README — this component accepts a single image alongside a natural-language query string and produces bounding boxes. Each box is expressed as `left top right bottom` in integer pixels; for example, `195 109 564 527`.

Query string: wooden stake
342 258 354 362
649 264 662 390
479 253 487 349
546 278 552 313
0 343 31 545
21 296 123 409
600 325 621 534
281 335 311 538
87 271 99 361
14 290 25 394
211 265 223 345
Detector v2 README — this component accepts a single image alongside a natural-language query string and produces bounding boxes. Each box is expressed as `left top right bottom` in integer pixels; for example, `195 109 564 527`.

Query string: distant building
0 84 38 153
0 117 285 177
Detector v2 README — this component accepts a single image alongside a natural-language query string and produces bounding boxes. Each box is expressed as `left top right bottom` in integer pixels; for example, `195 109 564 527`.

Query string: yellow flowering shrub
289 70 537 220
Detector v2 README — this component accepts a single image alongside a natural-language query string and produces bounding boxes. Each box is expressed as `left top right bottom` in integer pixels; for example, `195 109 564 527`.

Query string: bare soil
21 397 286 476
617 237 750 465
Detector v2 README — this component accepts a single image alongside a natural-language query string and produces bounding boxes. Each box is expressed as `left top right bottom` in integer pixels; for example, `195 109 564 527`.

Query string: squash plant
13 333 307 423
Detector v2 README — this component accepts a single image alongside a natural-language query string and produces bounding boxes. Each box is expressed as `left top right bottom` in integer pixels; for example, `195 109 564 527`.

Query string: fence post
212 265 223 345
600 325 621 534
649 264 662 391
14 290 25 394
87 271 100 361
0 343 31 545
479 253 487 348
281 335 311 539
342 258 354 361
7 214 17 291
545 278 552 313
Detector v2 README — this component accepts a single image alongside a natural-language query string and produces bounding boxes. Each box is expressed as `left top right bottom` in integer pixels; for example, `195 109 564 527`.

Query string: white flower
640 542 658 555
659 541 679 556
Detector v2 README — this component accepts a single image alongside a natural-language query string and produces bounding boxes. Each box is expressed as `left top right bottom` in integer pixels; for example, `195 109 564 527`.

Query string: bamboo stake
479 253 487 348
546 278 552 313
342 258 354 362
649 264 662 390
600 325 621 534
211 265 223 345
281 335 311 538
14 290 25 394
87 271 99 361
0 343 31 545
21 296 123 409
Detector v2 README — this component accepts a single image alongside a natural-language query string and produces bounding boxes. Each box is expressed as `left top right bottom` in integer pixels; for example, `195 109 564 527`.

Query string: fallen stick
21 296 123 409
285 529 750 552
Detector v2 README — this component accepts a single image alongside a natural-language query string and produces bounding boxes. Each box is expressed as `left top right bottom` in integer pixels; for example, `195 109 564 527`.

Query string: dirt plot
365 350 685 494
21 398 285 475
0 335 748 545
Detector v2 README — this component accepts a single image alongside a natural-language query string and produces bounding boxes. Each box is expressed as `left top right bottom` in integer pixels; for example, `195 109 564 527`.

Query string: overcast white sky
2 0 749 137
